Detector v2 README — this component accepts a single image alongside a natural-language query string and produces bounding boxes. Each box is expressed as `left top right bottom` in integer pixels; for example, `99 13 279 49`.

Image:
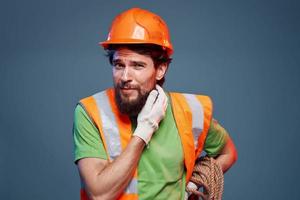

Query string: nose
120 66 132 82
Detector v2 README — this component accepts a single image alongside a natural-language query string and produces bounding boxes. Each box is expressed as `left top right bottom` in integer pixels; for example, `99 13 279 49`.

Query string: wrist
131 135 147 147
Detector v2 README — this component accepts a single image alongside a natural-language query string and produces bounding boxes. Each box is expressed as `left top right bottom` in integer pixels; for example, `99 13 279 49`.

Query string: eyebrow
130 61 147 66
112 59 147 66
112 59 122 65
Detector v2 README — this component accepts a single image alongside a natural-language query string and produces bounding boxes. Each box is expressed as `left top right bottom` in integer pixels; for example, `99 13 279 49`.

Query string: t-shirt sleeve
203 118 229 157
73 104 107 163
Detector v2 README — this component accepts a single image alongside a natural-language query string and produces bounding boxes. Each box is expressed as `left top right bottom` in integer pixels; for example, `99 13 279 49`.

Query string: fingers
139 84 167 119
148 89 159 102
143 89 158 113
155 84 166 98
161 96 168 113
155 84 168 109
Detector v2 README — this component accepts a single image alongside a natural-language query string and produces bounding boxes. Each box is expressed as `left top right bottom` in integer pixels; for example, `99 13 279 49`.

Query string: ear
155 63 168 81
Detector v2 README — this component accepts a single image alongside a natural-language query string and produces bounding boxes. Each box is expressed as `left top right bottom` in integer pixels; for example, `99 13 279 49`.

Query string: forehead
112 48 153 64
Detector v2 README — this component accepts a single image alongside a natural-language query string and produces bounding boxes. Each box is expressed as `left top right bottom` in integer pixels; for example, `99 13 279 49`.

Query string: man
73 7 237 200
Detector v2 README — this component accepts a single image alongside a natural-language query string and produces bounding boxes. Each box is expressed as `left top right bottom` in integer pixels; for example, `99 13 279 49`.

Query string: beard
114 82 154 117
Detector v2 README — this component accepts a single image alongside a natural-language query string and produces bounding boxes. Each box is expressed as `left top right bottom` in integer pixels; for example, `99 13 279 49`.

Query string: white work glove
133 84 168 144
185 181 198 200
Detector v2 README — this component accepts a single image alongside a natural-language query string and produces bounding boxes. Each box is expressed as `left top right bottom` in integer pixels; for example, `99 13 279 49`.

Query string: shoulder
79 88 112 102
168 91 213 125
168 91 213 106
77 88 116 109
73 104 93 126
168 91 211 98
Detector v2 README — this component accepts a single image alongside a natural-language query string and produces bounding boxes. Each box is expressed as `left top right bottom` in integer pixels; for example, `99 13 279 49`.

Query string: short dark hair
105 44 172 86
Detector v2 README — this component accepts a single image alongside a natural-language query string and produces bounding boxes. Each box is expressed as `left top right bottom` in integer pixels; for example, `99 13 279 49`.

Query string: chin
121 92 138 101
124 97 139 105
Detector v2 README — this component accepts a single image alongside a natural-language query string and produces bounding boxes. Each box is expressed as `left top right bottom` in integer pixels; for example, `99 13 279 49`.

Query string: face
112 48 166 116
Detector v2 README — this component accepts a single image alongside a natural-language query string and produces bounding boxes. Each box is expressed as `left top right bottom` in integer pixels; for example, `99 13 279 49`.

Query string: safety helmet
100 8 173 56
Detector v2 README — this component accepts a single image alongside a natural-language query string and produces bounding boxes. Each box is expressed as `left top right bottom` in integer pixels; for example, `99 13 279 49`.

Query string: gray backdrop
1 0 299 199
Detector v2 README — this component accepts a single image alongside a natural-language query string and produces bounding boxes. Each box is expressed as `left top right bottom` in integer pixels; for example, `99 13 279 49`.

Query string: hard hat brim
100 39 173 56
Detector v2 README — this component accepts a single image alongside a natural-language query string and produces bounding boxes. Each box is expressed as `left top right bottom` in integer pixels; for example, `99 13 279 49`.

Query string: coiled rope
186 156 224 200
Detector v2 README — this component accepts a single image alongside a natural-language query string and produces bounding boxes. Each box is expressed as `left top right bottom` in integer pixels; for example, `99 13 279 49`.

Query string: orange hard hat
100 8 173 56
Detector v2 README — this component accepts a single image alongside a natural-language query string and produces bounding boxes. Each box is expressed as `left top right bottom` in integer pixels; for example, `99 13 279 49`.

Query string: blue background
1 0 299 199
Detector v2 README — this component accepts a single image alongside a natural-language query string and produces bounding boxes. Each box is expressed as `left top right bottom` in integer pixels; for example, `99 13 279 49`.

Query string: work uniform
73 89 229 200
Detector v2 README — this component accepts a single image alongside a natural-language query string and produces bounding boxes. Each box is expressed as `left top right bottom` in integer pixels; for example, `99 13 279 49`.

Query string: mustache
117 82 139 90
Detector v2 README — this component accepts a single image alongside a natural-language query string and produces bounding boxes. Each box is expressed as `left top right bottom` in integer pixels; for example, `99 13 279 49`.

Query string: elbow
231 147 238 165
223 135 238 169
228 138 238 166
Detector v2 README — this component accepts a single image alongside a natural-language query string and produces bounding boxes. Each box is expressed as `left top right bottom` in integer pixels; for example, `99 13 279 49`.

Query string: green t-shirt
73 95 228 200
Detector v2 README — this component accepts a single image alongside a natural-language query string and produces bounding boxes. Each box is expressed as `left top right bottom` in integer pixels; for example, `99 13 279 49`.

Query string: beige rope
186 156 224 200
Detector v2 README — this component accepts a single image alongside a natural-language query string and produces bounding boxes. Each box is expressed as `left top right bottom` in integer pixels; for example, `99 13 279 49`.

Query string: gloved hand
185 182 198 200
133 84 168 144
185 156 224 200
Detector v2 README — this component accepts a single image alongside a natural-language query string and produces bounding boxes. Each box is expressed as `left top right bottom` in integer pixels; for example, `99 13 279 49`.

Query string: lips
117 83 139 96
120 88 137 95
119 85 138 91
121 87 135 90
120 87 136 91
121 88 134 91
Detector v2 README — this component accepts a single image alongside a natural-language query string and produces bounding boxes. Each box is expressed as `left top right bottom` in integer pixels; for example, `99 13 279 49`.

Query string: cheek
112 70 121 83
137 71 157 92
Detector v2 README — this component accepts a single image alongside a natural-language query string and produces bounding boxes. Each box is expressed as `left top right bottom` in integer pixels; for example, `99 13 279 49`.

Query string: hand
185 181 209 200
133 84 168 144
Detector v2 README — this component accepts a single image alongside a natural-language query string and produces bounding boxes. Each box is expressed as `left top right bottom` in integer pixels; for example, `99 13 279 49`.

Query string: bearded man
73 7 237 200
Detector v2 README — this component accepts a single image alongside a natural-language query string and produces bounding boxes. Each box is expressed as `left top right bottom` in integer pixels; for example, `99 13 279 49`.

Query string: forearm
78 86 167 200
80 136 145 200
215 136 237 173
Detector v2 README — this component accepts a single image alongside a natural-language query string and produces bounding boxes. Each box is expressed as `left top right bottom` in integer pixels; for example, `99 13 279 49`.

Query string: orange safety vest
79 88 213 200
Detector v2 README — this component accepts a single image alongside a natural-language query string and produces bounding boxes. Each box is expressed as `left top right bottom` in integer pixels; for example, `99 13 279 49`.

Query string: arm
185 120 237 199
203 119 238 173
77 136 145 200
215 134 238 173
77 85 168 200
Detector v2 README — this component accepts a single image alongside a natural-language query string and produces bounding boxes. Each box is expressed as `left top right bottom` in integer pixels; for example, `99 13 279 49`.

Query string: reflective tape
125 178 138 194
93 91 122 160
93 91 138 195
183 93 204 148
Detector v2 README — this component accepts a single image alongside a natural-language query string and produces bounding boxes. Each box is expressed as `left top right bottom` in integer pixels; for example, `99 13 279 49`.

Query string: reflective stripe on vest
183 93 204 149
93 91 122 160
79 88 213 200
169 92 213 182
80 89 138 200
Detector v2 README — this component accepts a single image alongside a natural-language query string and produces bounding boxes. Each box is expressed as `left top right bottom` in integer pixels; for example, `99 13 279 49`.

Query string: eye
133 63 145 69
113 63 124 70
